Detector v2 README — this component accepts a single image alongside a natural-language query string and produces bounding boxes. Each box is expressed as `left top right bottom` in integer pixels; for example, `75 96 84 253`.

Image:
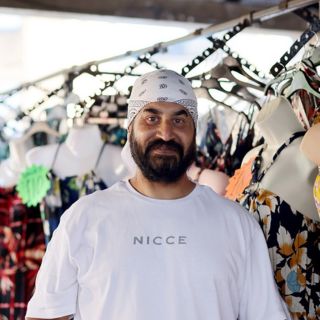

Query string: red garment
0 187 45 320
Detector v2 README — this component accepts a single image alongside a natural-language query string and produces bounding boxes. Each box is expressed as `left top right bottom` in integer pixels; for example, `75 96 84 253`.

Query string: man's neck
129 171 196 200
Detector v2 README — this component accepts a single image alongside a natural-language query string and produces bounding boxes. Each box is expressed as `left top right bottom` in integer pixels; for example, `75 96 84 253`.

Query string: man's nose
156 120 175 141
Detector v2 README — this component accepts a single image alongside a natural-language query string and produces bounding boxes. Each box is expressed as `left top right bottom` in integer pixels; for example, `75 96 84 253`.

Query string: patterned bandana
127 69 198 127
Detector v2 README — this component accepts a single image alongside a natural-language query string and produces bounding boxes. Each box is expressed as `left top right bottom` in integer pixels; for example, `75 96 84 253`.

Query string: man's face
129 102 196 183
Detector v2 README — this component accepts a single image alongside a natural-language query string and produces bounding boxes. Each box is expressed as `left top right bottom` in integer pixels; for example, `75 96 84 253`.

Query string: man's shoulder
198 184 260 231
88 179 127 202
60 180 128 225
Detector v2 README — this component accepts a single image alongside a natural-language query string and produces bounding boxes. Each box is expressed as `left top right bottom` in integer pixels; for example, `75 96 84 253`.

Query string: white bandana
127 69 198 127
122 69 198 177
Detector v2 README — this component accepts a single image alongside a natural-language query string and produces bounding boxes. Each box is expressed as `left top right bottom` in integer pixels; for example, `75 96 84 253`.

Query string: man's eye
146 116 158 123
173 118 184 125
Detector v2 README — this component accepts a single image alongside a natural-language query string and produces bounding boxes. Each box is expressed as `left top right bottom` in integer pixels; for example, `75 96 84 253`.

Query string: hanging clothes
225 156 255 201
289 62 320 129
99 124 127 147
236 131 320 320
0 187 45 320
41 142 108 243
198 114 255 177
289 63 320 224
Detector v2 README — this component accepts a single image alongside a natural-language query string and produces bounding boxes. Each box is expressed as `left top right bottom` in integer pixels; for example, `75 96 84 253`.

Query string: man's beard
129 130 196 183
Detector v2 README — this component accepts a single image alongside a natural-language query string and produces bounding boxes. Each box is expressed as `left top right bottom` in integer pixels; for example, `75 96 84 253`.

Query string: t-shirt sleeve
26 220 78 319
239 226 291 320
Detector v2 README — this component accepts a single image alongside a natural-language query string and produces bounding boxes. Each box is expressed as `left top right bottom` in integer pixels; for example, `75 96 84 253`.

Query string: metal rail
0 0 317 96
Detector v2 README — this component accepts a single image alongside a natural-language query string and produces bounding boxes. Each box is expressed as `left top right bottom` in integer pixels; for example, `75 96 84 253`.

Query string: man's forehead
141 102 189 114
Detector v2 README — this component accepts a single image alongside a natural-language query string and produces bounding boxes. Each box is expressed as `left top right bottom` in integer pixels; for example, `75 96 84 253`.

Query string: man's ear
127 124 132 135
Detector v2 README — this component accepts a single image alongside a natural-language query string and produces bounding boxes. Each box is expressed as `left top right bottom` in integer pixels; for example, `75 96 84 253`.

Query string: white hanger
282 69 320 99
194 87 249 123
15 121 60 143
210 62 264 92
223 56 267 87
308 46 320 67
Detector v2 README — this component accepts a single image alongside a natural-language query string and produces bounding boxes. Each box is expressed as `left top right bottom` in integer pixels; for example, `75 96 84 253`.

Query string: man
26 69 289 320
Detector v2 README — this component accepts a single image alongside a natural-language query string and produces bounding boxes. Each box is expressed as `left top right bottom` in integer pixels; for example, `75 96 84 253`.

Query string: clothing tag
17 165 51 207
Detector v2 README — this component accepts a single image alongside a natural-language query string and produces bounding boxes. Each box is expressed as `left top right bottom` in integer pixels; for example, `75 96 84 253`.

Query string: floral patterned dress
237 132 320 320
0 187 45 320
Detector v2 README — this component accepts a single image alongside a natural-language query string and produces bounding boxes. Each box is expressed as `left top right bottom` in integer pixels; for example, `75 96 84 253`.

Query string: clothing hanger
4 121 61 152
194 87 250 123
222 56 267 88
209 38 267 80
264 65 296 96
281 68 320 99
15 121 60 144
79 49 162 124
229 83 258 102
267 29 320 100
208 62 264 92
200 78 251 103
195 87 228 107
190 56 265 95
188 42 267 97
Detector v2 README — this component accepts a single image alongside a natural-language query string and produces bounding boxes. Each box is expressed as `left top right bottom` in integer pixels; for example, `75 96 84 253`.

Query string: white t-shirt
26 180 289 320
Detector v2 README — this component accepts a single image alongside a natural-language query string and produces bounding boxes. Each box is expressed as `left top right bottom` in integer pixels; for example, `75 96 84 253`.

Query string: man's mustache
145 139 183 157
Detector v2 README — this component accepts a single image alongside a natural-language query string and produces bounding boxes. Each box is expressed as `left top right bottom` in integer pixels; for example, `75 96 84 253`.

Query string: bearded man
26 70 289 320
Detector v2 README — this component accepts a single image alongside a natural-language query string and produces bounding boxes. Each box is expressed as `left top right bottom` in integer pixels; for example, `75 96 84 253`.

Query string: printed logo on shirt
133 235 187 245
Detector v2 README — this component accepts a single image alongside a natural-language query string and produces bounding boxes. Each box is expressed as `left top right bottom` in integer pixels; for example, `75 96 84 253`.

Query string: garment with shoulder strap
40 142 108 244
236 131 320 320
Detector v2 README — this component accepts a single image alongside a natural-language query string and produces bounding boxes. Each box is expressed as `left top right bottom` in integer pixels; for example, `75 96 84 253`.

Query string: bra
250 131 305 184
200 119 254 177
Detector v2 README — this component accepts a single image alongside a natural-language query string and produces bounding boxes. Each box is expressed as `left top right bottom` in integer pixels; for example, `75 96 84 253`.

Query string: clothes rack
0 0 317 98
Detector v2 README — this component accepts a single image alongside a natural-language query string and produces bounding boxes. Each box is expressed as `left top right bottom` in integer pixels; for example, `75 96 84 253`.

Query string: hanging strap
50 142 63 171
93 141 108 171
252 131 305 184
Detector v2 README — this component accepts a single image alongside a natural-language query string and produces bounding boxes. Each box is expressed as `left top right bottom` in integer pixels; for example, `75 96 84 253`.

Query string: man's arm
26 213 78 319
238 224 290 319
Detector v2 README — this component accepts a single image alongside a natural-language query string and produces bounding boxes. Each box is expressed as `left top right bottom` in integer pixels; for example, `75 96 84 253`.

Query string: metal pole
0 0 317 96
